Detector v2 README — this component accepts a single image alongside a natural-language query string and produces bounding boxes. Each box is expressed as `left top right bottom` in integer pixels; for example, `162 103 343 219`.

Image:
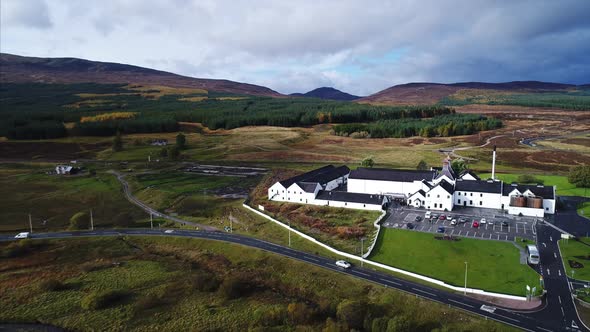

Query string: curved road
1 228 584 332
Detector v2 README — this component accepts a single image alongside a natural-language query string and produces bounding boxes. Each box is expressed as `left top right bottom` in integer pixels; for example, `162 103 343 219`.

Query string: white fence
243 203 527 301
363 210 387 258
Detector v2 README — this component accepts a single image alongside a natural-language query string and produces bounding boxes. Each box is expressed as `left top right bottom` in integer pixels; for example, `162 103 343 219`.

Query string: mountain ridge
289 87 361 101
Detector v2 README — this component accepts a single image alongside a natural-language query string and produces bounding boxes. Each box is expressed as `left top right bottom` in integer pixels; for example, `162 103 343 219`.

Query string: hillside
0 53 281 97
290 87 361 101
358 81 583 105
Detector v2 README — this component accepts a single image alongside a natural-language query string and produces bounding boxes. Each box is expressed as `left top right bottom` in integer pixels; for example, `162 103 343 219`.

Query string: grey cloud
1 0 52 29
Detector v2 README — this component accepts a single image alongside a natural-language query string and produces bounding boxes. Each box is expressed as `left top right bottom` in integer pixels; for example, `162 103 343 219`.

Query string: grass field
579 202 590 218
560 237 590 281
0 236 516 331
369 229 541 295
480 173 589 198
0 164 145 233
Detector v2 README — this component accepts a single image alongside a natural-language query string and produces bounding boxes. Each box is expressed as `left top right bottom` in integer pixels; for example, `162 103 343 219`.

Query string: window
470 193 473 196
408 200 412 204
458 192 461 196
282 190 285 193
363 204 366 207
447 195 450 199
437 194 440 198
479 201 482 206
434 203 437 208
300 192 302 195
427 194 430 197
345 202 347 206
458 199 461 204
470 200 473 205
480 193 483 197
288 191 290 194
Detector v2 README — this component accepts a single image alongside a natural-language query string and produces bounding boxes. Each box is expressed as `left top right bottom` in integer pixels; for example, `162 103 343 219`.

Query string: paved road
1 229 583 332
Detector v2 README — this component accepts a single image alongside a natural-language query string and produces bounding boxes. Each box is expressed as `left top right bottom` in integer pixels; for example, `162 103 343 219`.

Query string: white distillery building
267 159 556 217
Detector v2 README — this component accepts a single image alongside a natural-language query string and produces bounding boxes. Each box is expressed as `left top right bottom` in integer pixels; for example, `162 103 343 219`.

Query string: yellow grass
80 112 138 123
179 96 208 102
449 89 522 103
125 84 207 98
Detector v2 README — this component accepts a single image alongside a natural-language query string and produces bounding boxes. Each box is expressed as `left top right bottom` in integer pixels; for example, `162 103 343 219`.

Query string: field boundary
363 210 388 258
243 203 528 301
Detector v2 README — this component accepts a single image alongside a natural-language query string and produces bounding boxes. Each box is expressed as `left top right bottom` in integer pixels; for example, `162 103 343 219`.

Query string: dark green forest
440 89 590 110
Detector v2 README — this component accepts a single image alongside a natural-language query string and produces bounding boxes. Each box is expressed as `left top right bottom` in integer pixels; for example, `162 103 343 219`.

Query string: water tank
511 195 527 207
530 197 543 209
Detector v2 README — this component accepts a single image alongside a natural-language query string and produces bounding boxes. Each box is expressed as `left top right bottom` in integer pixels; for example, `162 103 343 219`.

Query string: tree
361 156 375 168
287 302 315 324
113 212 133 228
159 147 168 158
112 131 123 152
416 160 428 171
450 159 468 175
168 146 180 160
176 132 187 149
517 174 544 185
68 211 89 230
569 165 590 188
387 315 413 332
336 300 366 330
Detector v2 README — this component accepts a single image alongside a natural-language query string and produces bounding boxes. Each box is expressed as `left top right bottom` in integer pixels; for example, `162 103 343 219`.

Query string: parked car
14 232 30 239
431 214 439 219
472 221 479 228
425 211 432 219
415 216 422 222
480 218 487 224
501 221 509 227
437 226 445 233
458 217 467 224
439 215 446 220
335 260 351 269
450 219 457 225
407 223 415 230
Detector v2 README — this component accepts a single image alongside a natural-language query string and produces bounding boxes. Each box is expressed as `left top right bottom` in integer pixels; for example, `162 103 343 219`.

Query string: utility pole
229 213 233 233
464 261 468 295
150 213 153 229
288 221 291 247
29 213 33 233
90 209 94 230
361 237 365 267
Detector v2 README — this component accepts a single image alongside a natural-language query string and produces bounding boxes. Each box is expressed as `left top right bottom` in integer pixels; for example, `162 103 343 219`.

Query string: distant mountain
358 81 582 105
0 53 281 97
290 87 361 101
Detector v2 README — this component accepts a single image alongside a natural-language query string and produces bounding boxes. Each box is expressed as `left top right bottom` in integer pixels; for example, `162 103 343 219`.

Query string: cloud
1 0 52 29
1 0 589 95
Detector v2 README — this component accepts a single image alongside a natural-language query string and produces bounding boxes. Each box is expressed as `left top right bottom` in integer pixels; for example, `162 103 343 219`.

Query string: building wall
506 206 545 218
348 179 422 197
268 182 286 201
312 198 385 211
324 175 348 191
454 191 502 210
424 186 453 211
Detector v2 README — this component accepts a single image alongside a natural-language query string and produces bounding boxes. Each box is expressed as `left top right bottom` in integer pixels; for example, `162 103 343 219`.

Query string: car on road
164 229 175 234
437 226 445 233
425 211 432 219
450 218 457 225
14 232 30 239
480 218 487 224
407 223 415 230
439 215 446 221
415 216 422 222
335 260 351 269
472 221 479 228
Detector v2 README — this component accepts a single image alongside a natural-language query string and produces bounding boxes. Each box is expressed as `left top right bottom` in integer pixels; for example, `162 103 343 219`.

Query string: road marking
353 270 370 277
489 234 492 239
523 226 526 234
305 256 319 263
536 326 553 332
448 299 475 308
505 235 508 241
542 242 547 247
558 270 562 276
411 288 437 297
516 224 518 233
558 296 562 304
554 252 557 259
380 278 401 286
550 236 553 242
561 306 565 316
547 269 551 276
497 234 500 240
466 231 469 237
481 233 485 238
493 313 520 323
458 231 462 236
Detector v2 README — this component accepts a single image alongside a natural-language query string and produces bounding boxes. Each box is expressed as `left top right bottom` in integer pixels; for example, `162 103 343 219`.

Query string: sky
1 0 589 96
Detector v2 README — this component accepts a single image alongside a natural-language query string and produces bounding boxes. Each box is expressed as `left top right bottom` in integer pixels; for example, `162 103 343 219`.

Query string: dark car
407 223 415 230
439 215 446 220
415 216 422 222
501 221 509 227
437 226 445 233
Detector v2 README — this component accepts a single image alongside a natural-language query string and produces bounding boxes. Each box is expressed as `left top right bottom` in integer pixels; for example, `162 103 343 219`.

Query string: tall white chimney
491 145 497 180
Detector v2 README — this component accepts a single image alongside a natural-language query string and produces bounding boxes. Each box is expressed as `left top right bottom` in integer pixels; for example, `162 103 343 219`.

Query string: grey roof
421 180 433 189
502 183 555 199
315 190 386 206
349 168 436 182
459 170 481 180
279 165 349 188
297 182 319 193
436 162 456 181
411 189 426 198
455 179 502 194
434 179 455 194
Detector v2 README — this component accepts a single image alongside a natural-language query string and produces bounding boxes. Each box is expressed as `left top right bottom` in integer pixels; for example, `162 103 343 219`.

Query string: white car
480 218 487 224
450 219 457 225
335 260 351 269
164 229 174 234
14 232 30 239
425 211 432 219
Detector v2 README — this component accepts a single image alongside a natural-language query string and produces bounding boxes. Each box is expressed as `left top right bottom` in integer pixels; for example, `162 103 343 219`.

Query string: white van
526 245 540 265
425 211 432 219
14 232 30 239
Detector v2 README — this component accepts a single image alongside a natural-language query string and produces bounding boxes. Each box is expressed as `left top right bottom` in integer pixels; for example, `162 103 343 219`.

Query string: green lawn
579 202 590 219
369 229 541 295
480 173 589 198
560 237 590 281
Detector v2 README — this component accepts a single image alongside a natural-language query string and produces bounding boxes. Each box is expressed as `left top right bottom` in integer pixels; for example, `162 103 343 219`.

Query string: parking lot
382 207 537 242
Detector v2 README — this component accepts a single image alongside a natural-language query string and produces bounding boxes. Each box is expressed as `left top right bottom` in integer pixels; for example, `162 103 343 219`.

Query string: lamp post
464 261 468 295
360 237 366 267
288 221 291 247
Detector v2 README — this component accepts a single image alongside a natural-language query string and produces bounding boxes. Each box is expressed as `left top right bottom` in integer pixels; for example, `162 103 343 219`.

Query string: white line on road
558 270 562 276
493 313 520 323
542 242 547 247
554 252 557 259
505 235 508 241
353 270 370 277
558 296 562 304
458 231 462 236
305 256 319 262
466 231 469 237
448 299 475 308
497 234 500 240
380 278 401 286
536 326 553 332
489 234 492 239
411 288 437 297
516 224 518 233
550 236 553 242
547 269 551 276
561 306 565 316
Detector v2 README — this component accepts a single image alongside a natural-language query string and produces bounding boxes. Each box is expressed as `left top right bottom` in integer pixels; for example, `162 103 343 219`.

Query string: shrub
39 279 67 291
191 270 220 292
350 131 370 139
134 293 164 311
336 300 367 330
113 212 134 228
68 211 89 230
287 302 316 325
252 306 287 327
81 289 129 310
219 276 248 300
517 174 544 184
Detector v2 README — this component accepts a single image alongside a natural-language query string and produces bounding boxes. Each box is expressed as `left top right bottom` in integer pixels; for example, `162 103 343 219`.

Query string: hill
358 81 583 105
0 53 281 97
290 87 361 101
